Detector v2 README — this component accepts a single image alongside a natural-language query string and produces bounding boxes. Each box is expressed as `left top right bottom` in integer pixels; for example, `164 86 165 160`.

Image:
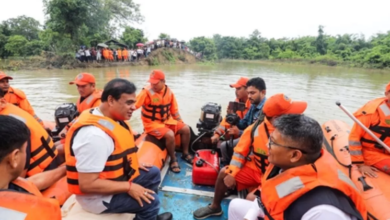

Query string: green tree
189 36 217 60
158 33 170 39
120 26 147 48
316 25 327 55
5 35 28 57
2 16 41 41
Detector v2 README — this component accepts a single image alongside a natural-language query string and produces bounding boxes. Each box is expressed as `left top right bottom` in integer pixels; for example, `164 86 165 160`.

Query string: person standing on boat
0 115 65 220
64 78 172 220
212 77 267 165
228 114 367 220
135 70 193 173
194 94 307 219
349 82 390 177
0 89 60 178
0 71 44 127
211 76 251 164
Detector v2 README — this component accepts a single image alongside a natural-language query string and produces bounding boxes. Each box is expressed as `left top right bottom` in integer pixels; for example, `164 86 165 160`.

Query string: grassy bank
0 48 198 71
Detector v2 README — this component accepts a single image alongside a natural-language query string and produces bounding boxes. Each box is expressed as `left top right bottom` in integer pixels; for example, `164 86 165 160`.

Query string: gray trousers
220 138 240 164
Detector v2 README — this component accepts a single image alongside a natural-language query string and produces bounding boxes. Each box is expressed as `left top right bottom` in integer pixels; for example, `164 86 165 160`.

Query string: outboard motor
51 103 78 141
196 102 222 133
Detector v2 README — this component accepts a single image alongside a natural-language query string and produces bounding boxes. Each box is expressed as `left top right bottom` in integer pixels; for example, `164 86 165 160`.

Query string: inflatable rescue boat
322 119 390 219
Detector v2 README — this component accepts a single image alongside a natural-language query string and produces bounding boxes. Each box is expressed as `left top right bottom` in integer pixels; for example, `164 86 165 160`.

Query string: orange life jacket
141 85 176 123
76 90 102 113
260 150 367 220
117 50 122 58
349 97 390 165
5 86 43 126
226 119 273 177
0 178 61 220
0 103 57 177
65 109 140 195
214 98 251 138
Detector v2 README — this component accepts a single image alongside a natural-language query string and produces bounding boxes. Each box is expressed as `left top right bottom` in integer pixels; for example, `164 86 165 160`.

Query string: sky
1 0 390 41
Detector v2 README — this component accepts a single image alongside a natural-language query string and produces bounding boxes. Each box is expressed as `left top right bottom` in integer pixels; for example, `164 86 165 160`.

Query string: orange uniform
122 49 128 61
65 110 140 194
1 178 61 220
225 94 307 190
76 90 102 113
349 97 390 173
117 49 122 60
260 150 367 220
4 86 44 126
214 98 251 138
0 103 57 177
135 85 184 139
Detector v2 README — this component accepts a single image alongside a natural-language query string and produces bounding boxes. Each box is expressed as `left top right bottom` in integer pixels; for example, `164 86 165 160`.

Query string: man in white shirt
64 78 172 220
228 114 367 220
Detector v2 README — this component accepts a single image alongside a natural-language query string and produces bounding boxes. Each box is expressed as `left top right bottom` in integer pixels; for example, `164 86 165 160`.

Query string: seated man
0 115 62 220
64 78 172 220
211 77 251 164
135 70 192 173
58 72 102 139
69 72 102 113
0 71 44 126
193 94 307 219
0 89 59 177
228 114 367 220
349 81 390 177
215 77 267 165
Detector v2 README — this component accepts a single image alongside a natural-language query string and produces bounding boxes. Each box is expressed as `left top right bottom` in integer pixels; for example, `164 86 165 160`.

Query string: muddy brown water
6 61 390 132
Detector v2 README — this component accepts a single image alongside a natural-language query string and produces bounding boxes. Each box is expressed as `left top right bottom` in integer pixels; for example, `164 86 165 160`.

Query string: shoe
193 204 223 219
157 212 173 220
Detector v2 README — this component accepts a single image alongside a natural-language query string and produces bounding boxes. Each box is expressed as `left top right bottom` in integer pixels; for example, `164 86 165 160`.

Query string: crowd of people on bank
1 68 390 219
76 39 202 63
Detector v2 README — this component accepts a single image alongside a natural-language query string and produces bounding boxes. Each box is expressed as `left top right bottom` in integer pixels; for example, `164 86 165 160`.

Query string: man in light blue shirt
220 77 267 164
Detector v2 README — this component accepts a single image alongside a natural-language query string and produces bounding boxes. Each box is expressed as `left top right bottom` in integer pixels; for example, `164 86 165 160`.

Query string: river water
6 61 390 132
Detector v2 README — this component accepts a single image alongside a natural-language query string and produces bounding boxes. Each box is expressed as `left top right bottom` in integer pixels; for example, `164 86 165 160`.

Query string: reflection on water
6 62 390 132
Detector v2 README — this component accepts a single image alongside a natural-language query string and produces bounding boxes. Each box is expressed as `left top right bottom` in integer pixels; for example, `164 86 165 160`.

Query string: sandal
169 159 181 173
181 153 194 165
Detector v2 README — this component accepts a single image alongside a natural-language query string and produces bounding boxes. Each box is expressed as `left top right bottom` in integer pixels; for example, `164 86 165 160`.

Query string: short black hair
101 78 137 102
0 115 30 162
273 114 323 159
246 77 266 91
0 89 4 98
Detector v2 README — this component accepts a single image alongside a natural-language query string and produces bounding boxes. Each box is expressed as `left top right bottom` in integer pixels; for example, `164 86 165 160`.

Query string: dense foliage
0 0 143 58
189 27 390 68
1 2 390 69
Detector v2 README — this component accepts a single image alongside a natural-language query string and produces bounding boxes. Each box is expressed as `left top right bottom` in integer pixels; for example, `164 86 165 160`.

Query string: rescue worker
215 77 267 165
349 82 390 177
211 76 251 164
58 72 102 140
117 48 123 61
135 70 193 173
0 71 44 126
64 78 172 220
69 72 102 113
228 114 367 220
123 48 128 61
0 89 59 177
0 115 64 220
193 94 307 219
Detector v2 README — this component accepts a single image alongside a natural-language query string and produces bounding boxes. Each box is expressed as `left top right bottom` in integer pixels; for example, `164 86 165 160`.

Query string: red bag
192 149 220 186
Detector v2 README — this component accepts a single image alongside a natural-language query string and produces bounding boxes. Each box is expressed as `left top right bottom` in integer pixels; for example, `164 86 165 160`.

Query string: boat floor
157 156 234 219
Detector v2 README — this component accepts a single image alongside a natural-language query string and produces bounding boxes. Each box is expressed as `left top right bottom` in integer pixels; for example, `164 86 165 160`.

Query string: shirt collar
254 97 266 110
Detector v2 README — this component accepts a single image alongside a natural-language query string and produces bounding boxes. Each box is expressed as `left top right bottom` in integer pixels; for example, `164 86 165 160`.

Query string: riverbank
0 48 198 71
220 58 390 72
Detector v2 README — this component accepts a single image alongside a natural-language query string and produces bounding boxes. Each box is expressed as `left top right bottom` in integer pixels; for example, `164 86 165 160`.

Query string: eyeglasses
268 137 309 154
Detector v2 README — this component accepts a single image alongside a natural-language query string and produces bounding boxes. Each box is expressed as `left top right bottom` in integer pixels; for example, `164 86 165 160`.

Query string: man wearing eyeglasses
228 114 367 220
193 93 307 219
